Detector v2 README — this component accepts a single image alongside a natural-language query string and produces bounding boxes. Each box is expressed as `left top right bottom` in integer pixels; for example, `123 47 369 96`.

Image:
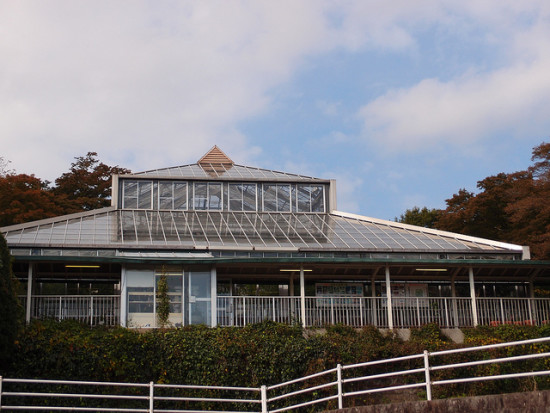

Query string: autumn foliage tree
432 142 550 259
54 152 131 211
0 152 131 227
0 174 70 227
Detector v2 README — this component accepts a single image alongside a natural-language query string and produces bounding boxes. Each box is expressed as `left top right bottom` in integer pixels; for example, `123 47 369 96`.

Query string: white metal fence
22 295 120 326
20 294 550 329
2 337 550 412
218 296 550 329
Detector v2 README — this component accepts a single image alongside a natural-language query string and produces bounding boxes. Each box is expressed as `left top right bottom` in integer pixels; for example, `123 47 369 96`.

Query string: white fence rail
20 294 550 329
2 337 550 412
21 295 120 326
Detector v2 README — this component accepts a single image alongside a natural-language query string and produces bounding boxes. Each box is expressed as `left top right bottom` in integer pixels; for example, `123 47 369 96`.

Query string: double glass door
126 267 212 328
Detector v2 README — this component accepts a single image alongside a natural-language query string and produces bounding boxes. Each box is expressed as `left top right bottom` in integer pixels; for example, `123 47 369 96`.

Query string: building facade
2 146 550 329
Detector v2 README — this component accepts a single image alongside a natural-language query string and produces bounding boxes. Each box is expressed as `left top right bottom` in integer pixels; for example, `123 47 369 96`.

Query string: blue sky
1 1 550 220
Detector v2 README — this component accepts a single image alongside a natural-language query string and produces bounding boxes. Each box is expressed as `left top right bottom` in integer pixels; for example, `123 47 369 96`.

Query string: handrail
3 337 550 412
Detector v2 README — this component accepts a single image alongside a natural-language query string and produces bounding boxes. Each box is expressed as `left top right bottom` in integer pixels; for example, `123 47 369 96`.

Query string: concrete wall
326 390 550 413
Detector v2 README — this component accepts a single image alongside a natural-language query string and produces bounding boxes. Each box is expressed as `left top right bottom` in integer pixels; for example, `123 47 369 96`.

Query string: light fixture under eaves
65 265 101 268
280 269 313 272
415 268 447 272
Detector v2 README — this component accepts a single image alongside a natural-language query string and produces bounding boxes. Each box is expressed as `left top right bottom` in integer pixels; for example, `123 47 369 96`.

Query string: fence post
90 296 94 326
261 385 268 413
423 351 432 401
337 363 343 409
149 381 154 413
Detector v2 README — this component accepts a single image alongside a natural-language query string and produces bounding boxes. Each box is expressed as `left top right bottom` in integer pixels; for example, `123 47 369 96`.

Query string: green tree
0 232 23 373
395 206 441 228
156 269 171 328
54 152 131 210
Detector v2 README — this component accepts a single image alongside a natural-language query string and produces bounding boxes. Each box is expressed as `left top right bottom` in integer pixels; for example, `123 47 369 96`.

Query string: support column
26 263 33 324
385 265 393 330
451 271 459 328
211 267 217 327
371 273 377 326
120 266 127 327
469 267 478 327
300 265 306 328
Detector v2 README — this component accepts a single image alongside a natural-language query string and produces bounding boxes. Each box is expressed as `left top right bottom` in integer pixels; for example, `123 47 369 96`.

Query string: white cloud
357 1 550 151
2 0 550 181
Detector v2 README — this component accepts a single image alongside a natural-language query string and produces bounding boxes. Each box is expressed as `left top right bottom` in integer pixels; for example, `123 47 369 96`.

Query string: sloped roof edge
331 210 526 253
0 207 117 233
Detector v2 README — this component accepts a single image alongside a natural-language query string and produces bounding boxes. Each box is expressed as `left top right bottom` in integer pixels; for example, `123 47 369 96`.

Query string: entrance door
187 271 212 326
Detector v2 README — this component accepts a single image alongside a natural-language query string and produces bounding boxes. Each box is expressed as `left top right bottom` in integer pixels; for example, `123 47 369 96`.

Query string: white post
371 274 377 326
385 266 393 330
423 350 432 401
451 274 459 328
300 265 306 328
120 265 127 327
26 263 33 324
469 267 478 327
211 267 217 327
337 363 343 409
149 381 154 413
261 385 268 413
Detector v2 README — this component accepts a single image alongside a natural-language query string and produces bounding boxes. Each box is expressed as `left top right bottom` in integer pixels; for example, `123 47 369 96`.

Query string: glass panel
263 185 277 211
190 301 210 325
311 185 325 212
242 184 257 211
297 185 311 212
138 182 152 209
190 272 211 298
173 183 187 210
277 185 291 212
208 183 222 210
229 184 243 211
194 183 208 210
123 181 138 209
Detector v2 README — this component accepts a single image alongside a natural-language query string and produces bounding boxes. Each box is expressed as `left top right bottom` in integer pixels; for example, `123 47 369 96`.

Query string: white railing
217 296 302 327
267 336 550 412
20 294 550 329
2 337 550 412
25 295 120 326
0 378 262 412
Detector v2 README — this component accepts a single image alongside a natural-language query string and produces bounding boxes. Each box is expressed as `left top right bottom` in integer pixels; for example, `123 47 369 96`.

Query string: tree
0 232 23 373
433 142 550 259
156 268 171 328
395 206 441 228
54 152 131 210
0 174 71 227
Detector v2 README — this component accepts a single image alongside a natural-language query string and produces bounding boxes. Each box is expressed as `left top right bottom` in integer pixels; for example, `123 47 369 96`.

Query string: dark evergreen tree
0 232 23 373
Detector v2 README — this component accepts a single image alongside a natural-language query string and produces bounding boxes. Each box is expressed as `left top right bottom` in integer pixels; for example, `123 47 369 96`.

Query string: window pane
124 181 138 197
208 183 222 210
138 182 152 209
311 185 324 212
194 183 208 210
159 182 172 198
297 185 311 212
242 184 257 211
229 184 243 211
173 183 187 209
263 185 277 211
277 185 291 212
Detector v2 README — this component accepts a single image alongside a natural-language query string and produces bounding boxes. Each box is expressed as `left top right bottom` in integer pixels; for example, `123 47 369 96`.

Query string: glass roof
128 163 327 182
2 208 519 255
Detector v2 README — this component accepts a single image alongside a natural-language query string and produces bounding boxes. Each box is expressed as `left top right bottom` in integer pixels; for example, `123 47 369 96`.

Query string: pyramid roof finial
198 145 234 166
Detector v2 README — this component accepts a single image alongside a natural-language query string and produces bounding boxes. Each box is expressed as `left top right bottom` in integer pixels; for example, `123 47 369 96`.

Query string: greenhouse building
2 146 550 330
